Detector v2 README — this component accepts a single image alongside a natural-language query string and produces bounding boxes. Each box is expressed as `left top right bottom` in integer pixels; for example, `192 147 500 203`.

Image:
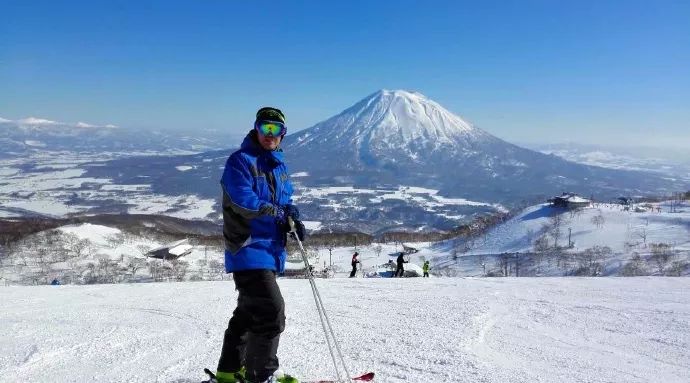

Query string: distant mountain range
525 142 690 181
0 116 230 156
1 91 687 231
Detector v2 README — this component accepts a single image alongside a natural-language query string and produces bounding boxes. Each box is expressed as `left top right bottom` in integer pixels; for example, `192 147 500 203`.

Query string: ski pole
289 218 354 383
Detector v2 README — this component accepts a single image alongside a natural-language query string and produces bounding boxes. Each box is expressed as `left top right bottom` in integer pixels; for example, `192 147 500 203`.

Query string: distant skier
423 261 430 277
350 252 360 278
394 252 408 277
206 107 303 383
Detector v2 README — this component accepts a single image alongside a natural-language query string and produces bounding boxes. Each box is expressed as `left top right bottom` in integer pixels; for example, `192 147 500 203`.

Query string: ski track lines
1 279 690 382
463 278 690 383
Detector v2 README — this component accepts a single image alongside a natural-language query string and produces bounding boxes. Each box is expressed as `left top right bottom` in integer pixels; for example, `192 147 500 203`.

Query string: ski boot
261 371 299 383
203 368 298 383
202 367 246 383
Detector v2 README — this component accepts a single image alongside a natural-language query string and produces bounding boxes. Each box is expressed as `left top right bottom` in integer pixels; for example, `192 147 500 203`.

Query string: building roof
551 192 591 204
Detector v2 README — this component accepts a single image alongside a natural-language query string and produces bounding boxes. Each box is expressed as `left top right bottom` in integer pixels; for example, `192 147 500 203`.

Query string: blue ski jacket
220 131 294 273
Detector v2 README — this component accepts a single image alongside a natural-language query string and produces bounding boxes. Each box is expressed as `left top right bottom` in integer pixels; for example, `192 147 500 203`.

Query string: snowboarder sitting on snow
393 252 408 277
207 107 304 383
350 252 360 278
423 261 430 277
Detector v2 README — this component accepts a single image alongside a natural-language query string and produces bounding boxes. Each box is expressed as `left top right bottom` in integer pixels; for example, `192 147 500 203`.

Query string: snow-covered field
0 153 217 220
1 278 688 383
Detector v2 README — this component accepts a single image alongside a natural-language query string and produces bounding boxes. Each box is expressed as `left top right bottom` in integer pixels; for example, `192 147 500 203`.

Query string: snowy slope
1 278 689 382
456 201 690 255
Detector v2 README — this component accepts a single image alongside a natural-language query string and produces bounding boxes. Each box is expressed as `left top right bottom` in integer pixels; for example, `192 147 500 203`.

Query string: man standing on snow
394 252 408 277
349 251 360 278
207 107 305 383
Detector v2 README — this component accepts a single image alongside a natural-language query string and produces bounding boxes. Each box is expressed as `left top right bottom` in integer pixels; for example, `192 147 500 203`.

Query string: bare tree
525 228 535 248
669 259 688 276
96 255 119 283
106 233 125 248
590 212 605 229
549 214 564 248
577 246 612 276
171 259 189 281
196 259 208 280
208 259 225 280
65 234 91 259
451 248 459 262
83 262 98 284
649 243 673 274
532 236 549 274
476 254 487 276
137 244 151 258
636 227 648 246
148 259 163 281
158 262 174 282
373 244 383 258
126 258 146 279
514 253 522 277
533 236 550 253
621 253 646 276
495 253 511 276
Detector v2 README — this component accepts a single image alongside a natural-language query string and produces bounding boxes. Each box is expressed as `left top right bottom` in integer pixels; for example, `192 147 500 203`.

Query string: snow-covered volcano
286 90 501 175
283 90 683 205
290 89 491 157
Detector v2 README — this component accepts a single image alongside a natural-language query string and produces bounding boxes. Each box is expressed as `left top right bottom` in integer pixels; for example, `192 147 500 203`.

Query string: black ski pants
394 265 404 277
350 264 357 278
217 270 285 382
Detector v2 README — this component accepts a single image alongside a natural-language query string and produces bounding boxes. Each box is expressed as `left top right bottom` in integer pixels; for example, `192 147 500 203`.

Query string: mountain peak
289 89 486 154
375 88 425 98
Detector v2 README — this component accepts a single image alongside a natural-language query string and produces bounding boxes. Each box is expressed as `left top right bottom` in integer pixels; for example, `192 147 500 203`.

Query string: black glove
289 218 306 242
273 205 287 226
284 204 300 220
282 204 305 242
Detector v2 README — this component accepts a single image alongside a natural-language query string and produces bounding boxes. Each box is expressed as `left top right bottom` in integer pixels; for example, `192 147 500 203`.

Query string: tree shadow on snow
520 205 563 221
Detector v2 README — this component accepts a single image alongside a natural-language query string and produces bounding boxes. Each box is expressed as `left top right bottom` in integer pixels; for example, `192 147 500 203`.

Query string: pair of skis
305 372 375 383
202 368 374 382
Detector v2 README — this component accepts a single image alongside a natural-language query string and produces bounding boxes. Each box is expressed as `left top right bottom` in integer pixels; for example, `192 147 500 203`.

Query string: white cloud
18 117 59 125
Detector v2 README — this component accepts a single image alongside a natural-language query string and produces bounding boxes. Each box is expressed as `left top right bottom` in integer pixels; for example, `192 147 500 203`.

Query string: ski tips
353 372 375 381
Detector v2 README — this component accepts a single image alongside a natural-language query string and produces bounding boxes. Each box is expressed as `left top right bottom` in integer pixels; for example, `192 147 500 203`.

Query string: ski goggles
255 120 287 137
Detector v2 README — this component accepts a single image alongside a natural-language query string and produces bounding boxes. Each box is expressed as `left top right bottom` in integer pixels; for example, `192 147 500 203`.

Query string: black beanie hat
256 107 286 124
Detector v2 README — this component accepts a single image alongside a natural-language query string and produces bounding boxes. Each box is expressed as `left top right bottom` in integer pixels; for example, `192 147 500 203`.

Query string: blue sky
1 0 689 147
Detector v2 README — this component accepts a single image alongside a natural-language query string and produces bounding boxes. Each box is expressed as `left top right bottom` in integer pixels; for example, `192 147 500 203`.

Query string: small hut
146 239 193 260
548 192 591 209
